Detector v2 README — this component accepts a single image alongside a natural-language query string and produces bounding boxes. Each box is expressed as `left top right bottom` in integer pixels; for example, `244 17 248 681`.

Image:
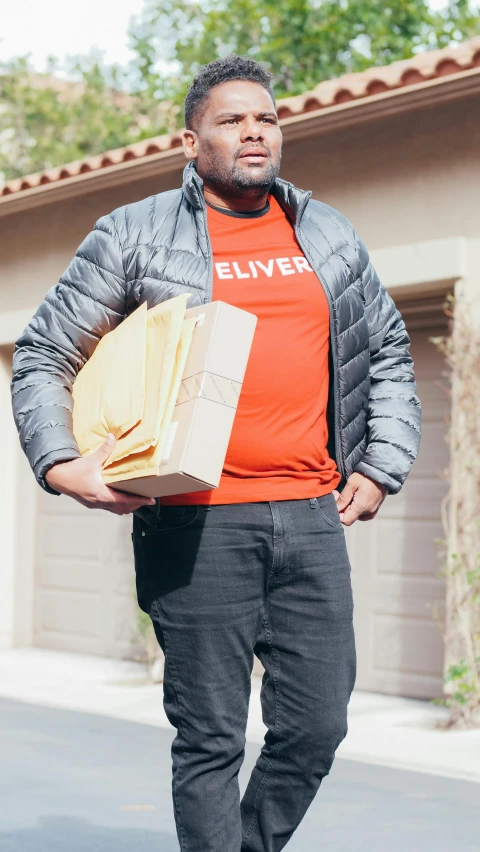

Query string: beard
200 143 281 200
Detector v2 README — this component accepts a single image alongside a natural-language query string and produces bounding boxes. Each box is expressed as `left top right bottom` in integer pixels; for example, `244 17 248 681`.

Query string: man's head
182 56 282 205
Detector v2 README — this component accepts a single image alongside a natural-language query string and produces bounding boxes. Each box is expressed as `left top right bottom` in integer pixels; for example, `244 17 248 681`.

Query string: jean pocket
144 505 201 533
316 493 342 528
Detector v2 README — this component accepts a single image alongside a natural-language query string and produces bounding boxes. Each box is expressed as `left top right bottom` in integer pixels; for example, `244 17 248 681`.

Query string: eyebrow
215 111 278 121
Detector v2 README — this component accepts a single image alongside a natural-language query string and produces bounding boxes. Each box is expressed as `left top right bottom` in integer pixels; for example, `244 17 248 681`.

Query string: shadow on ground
0 815 177 852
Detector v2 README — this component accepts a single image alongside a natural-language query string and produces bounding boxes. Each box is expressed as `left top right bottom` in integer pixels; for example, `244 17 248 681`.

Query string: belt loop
309 498 317 509
155 497 162 520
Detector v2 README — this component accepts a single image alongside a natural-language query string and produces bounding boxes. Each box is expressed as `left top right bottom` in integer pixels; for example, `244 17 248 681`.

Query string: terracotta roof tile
276 36 480 115
2 36 480 198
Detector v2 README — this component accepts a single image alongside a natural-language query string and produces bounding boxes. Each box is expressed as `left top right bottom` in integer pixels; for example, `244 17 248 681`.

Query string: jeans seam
152 600 191 852
241 615 280 847
317 507 342 529
268 502 283 579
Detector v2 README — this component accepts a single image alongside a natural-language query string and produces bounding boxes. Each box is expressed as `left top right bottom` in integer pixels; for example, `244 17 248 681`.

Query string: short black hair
184 55 275 130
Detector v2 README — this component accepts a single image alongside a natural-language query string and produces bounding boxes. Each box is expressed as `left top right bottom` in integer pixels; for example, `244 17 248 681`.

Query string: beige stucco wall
285 94 480 248
1 94 479 319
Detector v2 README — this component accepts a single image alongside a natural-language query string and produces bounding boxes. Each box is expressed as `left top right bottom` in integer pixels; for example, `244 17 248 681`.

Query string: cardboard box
109 301 257 497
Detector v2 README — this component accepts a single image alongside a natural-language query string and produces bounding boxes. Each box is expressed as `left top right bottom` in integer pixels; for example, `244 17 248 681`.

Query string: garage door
349 294 450 699
34 490 139 658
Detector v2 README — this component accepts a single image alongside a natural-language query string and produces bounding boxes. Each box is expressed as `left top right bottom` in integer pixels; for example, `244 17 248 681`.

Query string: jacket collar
181 160 311 224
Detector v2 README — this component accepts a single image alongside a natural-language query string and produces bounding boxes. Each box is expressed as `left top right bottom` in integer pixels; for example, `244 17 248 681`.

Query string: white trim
370 237 467 294
0 347 36 648
0 308 37 346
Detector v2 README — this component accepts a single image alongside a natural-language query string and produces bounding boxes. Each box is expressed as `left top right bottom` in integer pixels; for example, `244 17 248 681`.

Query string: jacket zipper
293 200 346 483
196 196 214 305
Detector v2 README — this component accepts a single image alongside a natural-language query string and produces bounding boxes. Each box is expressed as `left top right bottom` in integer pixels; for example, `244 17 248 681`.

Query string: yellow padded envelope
72 302 148 456
72 293 193 483
102 314 197 483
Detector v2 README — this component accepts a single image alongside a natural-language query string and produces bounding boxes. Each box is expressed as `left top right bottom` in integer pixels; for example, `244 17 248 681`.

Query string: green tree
128 0 480 106
1 0 479 182
0 52 173 181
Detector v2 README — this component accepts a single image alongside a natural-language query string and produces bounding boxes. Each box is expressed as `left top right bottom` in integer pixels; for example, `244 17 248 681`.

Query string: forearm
11 213 127 492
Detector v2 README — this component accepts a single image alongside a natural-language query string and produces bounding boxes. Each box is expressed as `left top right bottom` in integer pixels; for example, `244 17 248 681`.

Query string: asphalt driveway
0 697 478 851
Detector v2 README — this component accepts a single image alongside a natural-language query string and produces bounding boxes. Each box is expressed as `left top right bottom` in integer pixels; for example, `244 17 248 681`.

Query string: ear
182 129 198 161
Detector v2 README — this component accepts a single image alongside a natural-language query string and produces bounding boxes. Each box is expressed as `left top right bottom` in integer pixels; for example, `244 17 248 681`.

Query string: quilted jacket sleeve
353 235 422 494
11 214 127 496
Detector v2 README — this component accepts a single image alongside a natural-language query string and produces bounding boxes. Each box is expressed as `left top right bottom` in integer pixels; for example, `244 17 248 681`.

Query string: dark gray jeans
132 493 356 852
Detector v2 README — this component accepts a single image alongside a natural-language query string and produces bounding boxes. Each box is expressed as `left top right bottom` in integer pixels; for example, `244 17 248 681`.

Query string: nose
240 116 264 141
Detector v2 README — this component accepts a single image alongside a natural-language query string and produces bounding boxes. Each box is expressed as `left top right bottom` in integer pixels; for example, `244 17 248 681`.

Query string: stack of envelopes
72 293 197 485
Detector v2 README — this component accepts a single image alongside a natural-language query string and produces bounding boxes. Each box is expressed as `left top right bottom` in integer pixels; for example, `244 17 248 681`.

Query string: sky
0 0 145 71
0 0 456 73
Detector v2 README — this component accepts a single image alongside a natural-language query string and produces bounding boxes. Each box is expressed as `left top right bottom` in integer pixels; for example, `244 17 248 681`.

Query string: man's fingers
358 511 377 522
105 504 143 515
92 432 117 463
337 492 373 526
89 484 156 513
339 499 380 526
100 499 153 515
73 495 147 515
106 486 156 507
338 502 363 527
336 473 387 526
335 483 355 511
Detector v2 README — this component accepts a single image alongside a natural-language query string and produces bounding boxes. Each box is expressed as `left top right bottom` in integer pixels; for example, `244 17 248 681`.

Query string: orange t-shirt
162 195 340 505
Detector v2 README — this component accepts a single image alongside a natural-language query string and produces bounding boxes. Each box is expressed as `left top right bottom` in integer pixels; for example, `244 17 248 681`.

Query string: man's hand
45 433 156 515
333 472 388 526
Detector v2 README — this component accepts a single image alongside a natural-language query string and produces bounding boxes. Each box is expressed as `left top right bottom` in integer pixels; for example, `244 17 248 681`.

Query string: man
11 56 421 852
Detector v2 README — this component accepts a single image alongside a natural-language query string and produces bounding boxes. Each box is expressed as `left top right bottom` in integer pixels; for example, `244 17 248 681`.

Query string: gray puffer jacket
11 161 421 512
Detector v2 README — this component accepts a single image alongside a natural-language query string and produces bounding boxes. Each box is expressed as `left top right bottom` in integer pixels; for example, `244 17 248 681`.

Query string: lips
239 148 268 159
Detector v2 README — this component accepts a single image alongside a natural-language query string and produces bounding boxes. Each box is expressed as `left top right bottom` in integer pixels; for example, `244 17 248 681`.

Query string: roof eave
280 64 480 142
1 66 479 219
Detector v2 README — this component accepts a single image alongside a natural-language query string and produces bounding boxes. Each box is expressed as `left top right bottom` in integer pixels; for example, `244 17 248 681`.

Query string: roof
2 36 480 199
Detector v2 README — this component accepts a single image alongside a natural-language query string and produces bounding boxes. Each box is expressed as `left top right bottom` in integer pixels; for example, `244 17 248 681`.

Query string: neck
203 186 270 213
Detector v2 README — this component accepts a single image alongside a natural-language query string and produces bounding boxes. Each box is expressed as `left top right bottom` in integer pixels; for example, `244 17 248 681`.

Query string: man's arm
335 234 421 525
10 213 154 513
353 234 422 494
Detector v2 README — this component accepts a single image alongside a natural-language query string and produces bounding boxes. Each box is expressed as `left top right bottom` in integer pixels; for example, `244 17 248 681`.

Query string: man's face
184 80 282 200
